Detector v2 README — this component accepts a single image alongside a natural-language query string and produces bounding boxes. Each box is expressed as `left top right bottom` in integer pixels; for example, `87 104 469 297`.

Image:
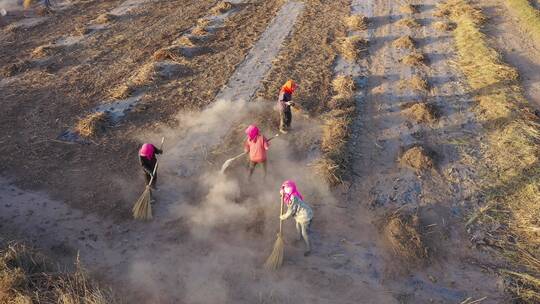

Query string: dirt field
0 0 538 303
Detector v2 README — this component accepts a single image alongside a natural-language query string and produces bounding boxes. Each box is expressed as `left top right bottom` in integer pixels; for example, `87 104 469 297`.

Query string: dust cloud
0 0 19 11
128 99 337 302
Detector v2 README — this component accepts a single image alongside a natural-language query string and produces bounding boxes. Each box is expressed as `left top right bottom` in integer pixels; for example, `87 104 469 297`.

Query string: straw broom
264 194 285 270
132 138 164 220
220 152 246 174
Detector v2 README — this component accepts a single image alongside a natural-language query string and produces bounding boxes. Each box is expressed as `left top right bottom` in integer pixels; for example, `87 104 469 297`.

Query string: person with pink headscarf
279 180 313 256
139 143 163 189
244 124 270 178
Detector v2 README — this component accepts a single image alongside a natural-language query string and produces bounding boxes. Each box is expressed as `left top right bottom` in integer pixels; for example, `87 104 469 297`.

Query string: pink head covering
245 124 260 142
139 143 155 160
280 180 303 206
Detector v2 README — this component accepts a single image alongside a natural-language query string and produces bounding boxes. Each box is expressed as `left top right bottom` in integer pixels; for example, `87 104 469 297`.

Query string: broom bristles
220 159 234 174
264 233 284 270
132 187 153 220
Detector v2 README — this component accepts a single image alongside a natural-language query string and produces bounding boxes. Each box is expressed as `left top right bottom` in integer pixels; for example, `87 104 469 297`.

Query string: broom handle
279 193 284 235
147 138 164 187
147 159 159 187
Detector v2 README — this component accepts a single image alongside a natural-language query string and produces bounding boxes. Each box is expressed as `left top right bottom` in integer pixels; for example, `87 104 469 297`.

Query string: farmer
23 0 51 10
139 143 162 189
279 180 313 256
244 124 270 178
277 79 298 134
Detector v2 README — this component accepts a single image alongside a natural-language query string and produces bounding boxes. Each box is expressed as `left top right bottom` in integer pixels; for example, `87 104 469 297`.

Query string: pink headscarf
139 143 155 160
281 180 303 206
245 124 260 142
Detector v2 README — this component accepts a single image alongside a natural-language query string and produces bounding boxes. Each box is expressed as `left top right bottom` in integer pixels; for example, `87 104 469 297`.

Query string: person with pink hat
138 143 163 189
279 180 313 256
244 124 270 178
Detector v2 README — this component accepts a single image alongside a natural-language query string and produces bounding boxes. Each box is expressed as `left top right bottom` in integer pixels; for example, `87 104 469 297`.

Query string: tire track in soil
348 0 508 302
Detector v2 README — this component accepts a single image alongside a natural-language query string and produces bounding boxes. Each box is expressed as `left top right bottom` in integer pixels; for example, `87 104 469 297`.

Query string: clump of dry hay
197 18 211 27
332 75 356 97
343 14 368 30
399 4 418 14
338 35 368 61
400 52 425 66
392 35 415 49
31 44 57 58
383 210 428 263
211 1 233 15
403 102 439 123
152 46 185 62
397 18 421 28
75 26 92 36
400 145 434 171
399 75 429 91
94 13 115 24
0 242 115 303
176 36 197 47
443 1 540 301
110 84 133 99
74 112 109 138
191 26 208 36
1 60 32 77
433 21 455 31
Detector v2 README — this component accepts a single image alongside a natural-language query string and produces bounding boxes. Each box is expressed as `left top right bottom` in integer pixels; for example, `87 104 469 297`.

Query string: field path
477 0 540 111
346 0 508 302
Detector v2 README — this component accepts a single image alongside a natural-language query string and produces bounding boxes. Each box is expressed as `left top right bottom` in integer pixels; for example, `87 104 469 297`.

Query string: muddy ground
0 0 537 303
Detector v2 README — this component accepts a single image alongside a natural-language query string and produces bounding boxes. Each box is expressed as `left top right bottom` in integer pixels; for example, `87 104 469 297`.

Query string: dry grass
400 51 425 65
338 35 368 61
399 75 428 91
332 75 356 97
433 21 455 31
317 110 354 185
211 1 233 15
328 95 355 109
383 210 428 263
74 112 109 138
400 145 434 171
443 0 540 301
397 18 421 28
318 75 358 184
403 102 439 123
399 4 418 14
393 35 416 49
505 0 540 45
0 242 115 303
110 84 133 99
343 14 368 30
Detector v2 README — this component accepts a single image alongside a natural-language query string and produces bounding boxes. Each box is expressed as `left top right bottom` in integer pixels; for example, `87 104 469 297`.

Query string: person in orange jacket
244 124 270 178
277 79 298 134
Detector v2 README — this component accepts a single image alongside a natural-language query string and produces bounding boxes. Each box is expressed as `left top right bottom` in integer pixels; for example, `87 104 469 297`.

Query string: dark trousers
280 108 292 131
248 160 267 178
144 171 157 187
